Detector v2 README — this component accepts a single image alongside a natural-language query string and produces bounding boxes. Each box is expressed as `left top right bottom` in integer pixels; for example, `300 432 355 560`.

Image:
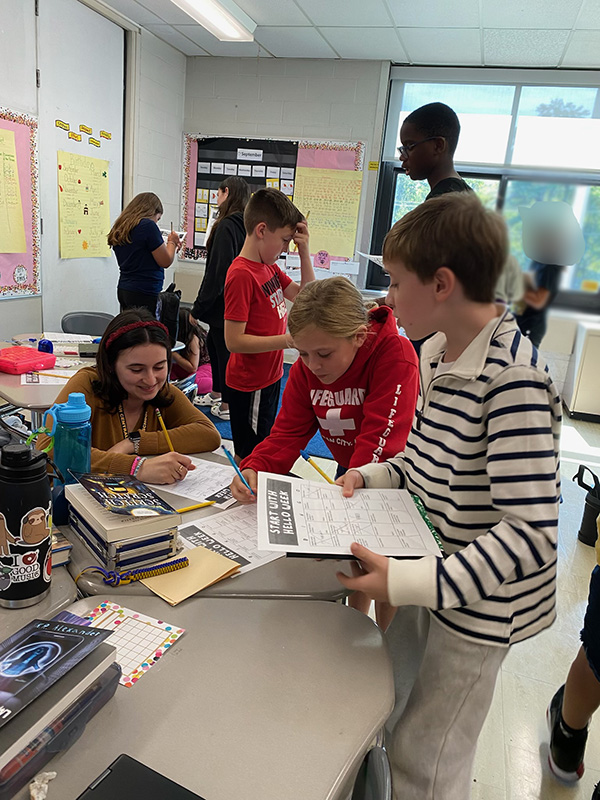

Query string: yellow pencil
155 407 174 452
32 372 71 379
176 501 216 513
300 449 334 484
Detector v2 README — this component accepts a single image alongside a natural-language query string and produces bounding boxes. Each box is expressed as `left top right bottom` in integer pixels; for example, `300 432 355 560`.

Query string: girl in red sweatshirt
230 276 419 625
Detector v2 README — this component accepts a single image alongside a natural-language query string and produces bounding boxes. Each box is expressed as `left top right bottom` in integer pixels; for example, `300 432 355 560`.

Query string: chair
351 746 392 800
61 312 114 337
171 372 198 404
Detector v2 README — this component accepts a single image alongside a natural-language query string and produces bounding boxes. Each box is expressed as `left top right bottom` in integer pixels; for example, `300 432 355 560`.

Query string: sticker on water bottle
0 505 51 591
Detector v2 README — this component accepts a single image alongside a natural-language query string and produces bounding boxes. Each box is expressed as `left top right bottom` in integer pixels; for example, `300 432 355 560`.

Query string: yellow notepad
140 546 239 605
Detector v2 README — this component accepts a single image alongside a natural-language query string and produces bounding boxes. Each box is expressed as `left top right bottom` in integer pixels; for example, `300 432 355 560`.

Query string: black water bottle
0 444 53 608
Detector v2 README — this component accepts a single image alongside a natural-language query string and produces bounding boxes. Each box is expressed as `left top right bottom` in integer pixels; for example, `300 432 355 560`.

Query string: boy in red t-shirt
224 188 314 459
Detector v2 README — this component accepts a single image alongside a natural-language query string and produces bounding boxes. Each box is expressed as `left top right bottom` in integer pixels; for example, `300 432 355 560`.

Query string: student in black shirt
514 261 563 348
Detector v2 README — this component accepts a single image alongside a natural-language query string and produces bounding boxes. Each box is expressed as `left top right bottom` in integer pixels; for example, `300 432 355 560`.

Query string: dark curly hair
92 308 174 412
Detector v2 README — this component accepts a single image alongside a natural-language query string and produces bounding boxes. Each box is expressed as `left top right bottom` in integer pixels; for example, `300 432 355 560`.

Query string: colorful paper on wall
57 151 110 258
292 167 363 259
0 128 26 253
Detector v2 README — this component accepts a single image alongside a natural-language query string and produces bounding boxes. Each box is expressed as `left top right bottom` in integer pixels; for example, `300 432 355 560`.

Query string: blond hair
107 192 163 247
383 192 508 303
289 277 368 339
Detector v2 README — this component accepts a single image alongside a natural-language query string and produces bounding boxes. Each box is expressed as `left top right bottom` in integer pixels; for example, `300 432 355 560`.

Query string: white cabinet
562 321 600 419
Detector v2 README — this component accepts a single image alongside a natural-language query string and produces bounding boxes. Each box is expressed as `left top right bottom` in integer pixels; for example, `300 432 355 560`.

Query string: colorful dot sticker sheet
84 602 185 688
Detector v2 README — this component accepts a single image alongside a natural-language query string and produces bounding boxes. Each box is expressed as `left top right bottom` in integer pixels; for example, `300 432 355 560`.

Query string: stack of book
65 475 181 572
51 531 73 568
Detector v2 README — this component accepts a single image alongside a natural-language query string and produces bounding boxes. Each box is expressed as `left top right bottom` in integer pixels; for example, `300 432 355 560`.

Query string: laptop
76 754 206 799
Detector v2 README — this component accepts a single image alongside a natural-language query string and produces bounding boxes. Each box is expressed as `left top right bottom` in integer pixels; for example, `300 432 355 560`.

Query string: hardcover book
75 473 176 517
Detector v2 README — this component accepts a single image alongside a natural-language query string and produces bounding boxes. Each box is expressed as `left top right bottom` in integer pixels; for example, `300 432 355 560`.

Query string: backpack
156 282 181 347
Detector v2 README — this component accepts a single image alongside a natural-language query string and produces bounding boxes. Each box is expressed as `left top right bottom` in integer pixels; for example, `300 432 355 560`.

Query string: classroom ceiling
107 0 600 67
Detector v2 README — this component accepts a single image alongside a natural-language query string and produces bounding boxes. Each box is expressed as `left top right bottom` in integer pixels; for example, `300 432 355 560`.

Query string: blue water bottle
43 393 92 525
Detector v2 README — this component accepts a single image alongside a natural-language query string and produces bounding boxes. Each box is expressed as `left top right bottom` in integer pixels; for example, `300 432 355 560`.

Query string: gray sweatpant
385 607 508 800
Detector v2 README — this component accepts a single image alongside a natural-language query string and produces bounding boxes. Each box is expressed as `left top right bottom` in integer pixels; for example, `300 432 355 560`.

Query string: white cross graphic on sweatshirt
317 408 356 437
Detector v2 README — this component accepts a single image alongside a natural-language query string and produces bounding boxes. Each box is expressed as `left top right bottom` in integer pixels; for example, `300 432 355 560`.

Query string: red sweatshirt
240 306 419 475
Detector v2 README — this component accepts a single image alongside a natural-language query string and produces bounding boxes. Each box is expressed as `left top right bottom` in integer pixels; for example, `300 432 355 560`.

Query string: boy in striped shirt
338 192 561 800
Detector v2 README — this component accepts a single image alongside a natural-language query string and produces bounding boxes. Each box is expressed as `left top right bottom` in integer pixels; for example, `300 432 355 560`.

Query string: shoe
547 685 587 782
593 783 600 800
210 403 230 421
195 392 220 407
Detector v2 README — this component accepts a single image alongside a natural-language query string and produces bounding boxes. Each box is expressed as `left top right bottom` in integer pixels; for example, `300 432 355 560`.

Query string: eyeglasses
398 136 442 158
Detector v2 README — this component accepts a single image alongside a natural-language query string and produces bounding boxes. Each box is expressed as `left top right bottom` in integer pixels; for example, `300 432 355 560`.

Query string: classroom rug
203 363 332 460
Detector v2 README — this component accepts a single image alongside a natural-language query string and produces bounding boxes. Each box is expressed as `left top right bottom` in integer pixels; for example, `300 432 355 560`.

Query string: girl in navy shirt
108 192 181 315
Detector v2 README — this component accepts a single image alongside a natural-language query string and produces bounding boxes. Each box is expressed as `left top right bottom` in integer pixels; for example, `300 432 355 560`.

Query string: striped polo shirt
359 309 561 647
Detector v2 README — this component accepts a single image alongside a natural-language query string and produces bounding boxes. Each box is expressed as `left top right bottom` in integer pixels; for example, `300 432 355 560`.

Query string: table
0 566 78 639
13 594 394 800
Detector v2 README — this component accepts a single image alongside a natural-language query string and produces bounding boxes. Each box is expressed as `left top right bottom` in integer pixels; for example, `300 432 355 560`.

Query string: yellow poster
292 167 363 259
57 151 110 258
0 128 26 253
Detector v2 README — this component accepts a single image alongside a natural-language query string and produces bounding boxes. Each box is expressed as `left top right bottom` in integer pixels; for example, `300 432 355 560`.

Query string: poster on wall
180 135 364 283
57 151 110 259
0 107 40 299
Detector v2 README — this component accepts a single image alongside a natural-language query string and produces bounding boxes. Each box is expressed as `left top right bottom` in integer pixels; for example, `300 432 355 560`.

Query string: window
371 68 600 311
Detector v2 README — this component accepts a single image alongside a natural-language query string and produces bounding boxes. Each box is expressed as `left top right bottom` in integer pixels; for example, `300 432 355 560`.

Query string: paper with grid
257 472 442 558
84 602 184 687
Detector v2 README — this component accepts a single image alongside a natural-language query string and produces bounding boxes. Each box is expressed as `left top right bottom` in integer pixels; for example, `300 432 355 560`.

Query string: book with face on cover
0 619 112 734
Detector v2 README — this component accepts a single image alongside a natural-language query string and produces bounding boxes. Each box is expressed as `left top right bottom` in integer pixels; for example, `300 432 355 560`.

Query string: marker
222 445 255 496
176 501 215 513
300 449 334 484
155 407 174 452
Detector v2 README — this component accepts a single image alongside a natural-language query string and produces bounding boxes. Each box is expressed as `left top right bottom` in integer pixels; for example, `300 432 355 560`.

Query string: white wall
183 57 390 285
135 29 187 289
0 0 42 338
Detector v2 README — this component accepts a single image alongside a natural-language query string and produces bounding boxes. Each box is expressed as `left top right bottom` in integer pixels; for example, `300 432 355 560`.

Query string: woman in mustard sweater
39 309 220 484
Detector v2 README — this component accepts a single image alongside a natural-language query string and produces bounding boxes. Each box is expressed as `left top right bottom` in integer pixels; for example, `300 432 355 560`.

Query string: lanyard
118 404 148 439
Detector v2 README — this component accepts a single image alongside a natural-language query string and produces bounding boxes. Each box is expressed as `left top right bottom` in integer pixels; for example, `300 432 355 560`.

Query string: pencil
176 501 215 513
155 407 174 452
32 371 71 379
222 445 255 496
300 449 335 484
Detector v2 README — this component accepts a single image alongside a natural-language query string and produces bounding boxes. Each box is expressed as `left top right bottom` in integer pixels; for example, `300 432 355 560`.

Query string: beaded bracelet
133 456 147 478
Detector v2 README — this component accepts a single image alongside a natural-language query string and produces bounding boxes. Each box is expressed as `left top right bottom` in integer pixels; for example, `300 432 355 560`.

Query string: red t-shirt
224 256 293 392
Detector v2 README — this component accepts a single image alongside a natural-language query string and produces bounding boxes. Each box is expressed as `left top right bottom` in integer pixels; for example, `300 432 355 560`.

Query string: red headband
104 320 170 350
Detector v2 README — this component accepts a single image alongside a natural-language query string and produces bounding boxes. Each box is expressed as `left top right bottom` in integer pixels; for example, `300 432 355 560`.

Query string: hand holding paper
336 543 390 602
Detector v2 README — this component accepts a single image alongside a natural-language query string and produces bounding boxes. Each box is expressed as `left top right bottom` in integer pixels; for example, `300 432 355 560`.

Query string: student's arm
151 231 181 269
341 365 560 608
283 221 315 301
224 320 292 354
138 388 220 455
240 362 318 475
171 336 199 376
348 338 419 469
523 286 550 310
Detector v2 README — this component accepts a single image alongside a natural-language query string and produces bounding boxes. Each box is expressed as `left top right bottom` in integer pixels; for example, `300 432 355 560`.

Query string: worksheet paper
21 370 76 384
178 504 283 575
147 456 236 509
257 472 442 558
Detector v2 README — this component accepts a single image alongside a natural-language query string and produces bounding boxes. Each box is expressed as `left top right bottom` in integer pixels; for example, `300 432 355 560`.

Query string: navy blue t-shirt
114 218 165 295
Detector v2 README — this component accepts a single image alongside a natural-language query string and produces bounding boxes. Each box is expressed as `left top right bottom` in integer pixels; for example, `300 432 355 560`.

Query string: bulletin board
180 135 364 280
0 107 40 299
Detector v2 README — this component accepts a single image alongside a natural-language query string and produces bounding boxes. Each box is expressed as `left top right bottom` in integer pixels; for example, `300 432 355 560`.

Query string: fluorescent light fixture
169 0 256 41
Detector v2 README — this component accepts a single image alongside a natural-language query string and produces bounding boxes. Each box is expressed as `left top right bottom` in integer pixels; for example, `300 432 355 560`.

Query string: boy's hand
335 469 365 497
336 543 390 603
293 220 310 255
230 469 258 503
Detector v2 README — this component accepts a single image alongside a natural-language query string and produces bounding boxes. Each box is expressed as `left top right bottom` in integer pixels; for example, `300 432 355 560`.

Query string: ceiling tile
173 24 268 55
388 0 480 28
232 0 310 26
482 0 582 30
143 23 209 55
319 27 408 61
399 28 481 65
483 28 570 66
136 0 197 24
562 30 600 67
105 0 164 25
575 0 600 29
296 0 392 27
254 26 338 57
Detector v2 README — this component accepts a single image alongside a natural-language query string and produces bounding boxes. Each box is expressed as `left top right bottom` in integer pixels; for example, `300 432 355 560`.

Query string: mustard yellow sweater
37 367 220 474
